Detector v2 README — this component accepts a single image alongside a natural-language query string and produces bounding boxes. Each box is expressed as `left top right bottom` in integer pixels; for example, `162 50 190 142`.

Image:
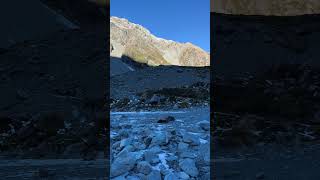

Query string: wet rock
157 116 175 123
164 172 179 180
137 161 152 175
110 152 138 177
179 158 199 177
147 170 161 180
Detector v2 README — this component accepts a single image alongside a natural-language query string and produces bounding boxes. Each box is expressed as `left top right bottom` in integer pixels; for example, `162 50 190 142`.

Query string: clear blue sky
111 0 210 52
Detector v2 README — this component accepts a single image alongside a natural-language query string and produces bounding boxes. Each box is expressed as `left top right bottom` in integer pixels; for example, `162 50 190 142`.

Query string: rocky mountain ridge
110 16 210 67
212 0 320 16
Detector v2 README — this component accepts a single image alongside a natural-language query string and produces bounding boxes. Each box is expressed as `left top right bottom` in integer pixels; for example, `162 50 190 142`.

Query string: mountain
212 0 320 16
110 16 210 67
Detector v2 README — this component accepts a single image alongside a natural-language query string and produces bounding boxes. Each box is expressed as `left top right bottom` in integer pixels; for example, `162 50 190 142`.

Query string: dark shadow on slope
212 13 320 79
41 0 106 26
212 12 320 180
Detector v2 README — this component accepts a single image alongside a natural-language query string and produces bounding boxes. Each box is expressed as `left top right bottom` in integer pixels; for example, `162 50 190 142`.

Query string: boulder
179 158 199 177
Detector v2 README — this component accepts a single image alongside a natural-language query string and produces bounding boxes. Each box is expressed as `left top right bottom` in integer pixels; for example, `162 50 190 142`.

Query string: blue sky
111 0 210 52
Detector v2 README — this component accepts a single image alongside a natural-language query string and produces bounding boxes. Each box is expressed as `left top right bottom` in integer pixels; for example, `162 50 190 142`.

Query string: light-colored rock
159 164 171 176
179 158 199 177
126 176 140 180
176 171 190 179
110 152 138 177
120 138 132 148
198 143 210 164
178 142 189 151
137 161 152 175
164 173 179 180
212 0 320 16
150 132 168 147
110 16 210 67
111 176 127 180
144 149 159 164
146 170 162 180
182 132 200 146
197 120 210 131
180 151 197 159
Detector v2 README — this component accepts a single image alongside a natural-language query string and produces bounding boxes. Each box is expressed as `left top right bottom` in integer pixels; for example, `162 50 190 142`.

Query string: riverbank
110 107 210 179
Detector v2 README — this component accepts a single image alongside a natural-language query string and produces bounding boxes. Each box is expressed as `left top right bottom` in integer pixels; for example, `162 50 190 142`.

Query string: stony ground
110 108 210 180
212 63 320 179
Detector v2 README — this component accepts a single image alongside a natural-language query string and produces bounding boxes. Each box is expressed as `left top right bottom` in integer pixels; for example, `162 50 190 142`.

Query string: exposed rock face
110 16 210 67
212 0 320 16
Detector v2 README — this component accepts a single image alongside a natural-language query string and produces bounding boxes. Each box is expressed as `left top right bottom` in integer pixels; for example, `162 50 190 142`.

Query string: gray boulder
176 171 190 179
182 132 200 146
137 161 152 175
147 170 162 180
110 152 138 177
164 173 179 180
178 142 189 151
179 158 199 177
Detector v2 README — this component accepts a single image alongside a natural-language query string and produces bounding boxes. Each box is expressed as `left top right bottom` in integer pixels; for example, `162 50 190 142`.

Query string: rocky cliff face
212 0 320 16
110 16 210 67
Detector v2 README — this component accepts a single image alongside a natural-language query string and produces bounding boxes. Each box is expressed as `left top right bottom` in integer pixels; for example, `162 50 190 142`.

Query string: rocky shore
110 108 210 180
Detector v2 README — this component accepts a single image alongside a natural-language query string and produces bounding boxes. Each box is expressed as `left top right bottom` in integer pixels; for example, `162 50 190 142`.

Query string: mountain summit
110 16 210 67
